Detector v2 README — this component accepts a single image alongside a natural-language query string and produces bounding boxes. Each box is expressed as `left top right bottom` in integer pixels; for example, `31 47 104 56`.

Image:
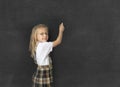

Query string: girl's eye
45 33 48 35
39 33 48 35
40 33 44 35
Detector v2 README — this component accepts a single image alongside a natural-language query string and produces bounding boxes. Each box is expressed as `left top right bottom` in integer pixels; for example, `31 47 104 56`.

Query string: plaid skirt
32 65 53 87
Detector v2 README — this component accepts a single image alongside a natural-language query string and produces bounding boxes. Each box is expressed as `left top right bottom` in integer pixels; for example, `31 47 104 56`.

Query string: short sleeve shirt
35 42 53 66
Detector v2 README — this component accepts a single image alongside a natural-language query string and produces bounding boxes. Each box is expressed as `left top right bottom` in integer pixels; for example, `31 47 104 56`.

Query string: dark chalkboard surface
0 0 120 87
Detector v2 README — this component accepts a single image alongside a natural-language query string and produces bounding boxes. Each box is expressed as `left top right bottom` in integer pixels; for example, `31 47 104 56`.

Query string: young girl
29 22 65 87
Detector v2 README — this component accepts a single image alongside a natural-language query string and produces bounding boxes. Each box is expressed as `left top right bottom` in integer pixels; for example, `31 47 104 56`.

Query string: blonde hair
29 24 48 58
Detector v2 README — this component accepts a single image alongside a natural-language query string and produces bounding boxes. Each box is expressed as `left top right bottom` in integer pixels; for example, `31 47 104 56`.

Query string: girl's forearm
53 22 64 47
53 31 64 47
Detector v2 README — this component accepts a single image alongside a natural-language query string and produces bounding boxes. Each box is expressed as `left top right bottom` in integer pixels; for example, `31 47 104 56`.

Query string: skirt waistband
37 65 51 69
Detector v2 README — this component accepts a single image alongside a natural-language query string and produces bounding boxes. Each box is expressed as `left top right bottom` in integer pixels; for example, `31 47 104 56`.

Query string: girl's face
36 27 49 42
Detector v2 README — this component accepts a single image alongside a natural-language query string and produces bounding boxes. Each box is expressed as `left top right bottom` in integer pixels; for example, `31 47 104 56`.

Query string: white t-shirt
35 42 53 66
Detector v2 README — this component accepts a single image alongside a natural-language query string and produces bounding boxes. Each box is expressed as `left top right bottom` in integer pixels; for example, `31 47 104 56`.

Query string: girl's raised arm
53 22 65 47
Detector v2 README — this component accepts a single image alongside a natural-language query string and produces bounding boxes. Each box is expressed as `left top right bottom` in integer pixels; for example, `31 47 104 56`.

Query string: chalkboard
0 0 120 87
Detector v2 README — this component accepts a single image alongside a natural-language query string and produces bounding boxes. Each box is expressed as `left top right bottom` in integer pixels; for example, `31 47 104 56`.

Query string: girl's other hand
59 22 65 32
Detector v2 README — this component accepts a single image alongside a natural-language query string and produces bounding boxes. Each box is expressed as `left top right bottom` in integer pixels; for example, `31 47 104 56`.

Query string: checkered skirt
32 65 53 87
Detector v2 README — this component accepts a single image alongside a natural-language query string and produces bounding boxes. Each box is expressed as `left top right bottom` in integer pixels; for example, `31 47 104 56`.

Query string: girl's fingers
61 22 63 25
59 22 64 29
60 22 64 26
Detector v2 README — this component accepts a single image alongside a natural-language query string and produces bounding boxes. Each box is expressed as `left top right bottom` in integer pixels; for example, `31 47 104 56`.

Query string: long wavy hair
29 24 48 58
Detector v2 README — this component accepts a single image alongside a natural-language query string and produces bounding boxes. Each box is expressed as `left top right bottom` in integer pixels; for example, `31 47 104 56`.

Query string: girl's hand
59 22 65 32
